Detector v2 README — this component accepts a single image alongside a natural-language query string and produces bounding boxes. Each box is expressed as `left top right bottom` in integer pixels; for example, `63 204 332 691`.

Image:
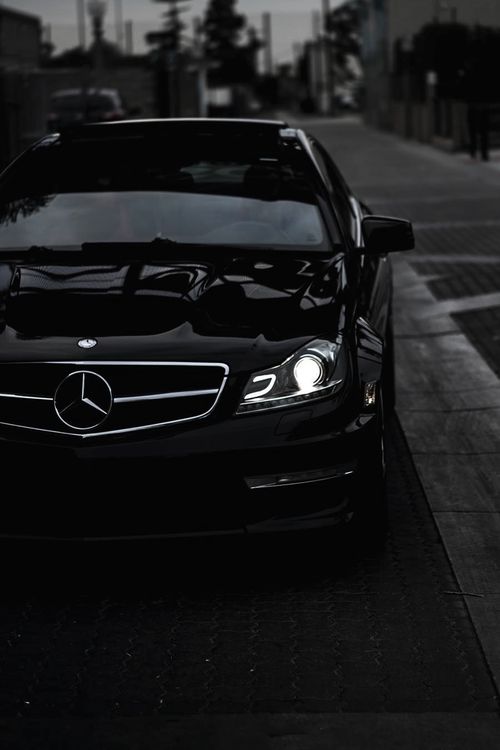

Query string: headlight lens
236 338 342 414
293 355 325 391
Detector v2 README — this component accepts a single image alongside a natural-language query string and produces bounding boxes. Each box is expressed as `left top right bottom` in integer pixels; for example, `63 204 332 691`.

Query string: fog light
364 382 377 408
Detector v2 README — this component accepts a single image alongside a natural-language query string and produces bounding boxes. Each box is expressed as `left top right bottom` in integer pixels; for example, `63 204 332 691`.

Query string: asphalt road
3 118 500 749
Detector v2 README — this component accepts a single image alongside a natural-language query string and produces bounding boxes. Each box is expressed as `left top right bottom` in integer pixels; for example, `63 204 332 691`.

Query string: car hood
0 253 347 370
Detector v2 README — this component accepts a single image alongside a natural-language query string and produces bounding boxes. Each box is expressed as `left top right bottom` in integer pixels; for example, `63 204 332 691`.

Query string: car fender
355 316 384 388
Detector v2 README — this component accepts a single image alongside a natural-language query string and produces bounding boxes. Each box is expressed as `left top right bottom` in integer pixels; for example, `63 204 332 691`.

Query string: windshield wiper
27 244 55 256
26 244 86 260
0 240 179 259
0 245 72 260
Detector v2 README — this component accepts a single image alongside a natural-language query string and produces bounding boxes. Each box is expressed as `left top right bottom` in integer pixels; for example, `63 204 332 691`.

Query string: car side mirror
361 215 414 254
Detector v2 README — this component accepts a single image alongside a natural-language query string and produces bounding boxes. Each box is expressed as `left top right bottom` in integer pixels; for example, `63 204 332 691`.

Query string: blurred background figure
463 28 496 161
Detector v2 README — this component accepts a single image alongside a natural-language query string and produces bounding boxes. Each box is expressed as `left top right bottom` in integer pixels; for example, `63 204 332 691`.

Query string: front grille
0 361 228 438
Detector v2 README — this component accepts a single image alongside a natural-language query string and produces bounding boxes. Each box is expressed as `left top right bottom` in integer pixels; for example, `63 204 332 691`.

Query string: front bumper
0 397 380 540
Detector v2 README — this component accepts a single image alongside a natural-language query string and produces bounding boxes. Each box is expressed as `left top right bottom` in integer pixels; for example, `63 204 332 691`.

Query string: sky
4 0 342 63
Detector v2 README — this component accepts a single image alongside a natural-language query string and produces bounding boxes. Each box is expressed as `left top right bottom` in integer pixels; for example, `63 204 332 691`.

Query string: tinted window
0 135 335 251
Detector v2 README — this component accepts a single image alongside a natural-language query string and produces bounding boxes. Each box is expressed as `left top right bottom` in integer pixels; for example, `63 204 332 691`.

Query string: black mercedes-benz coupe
0 118 413 541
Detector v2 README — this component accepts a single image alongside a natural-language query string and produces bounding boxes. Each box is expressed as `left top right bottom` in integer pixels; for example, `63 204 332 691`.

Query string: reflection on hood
1 255 343 341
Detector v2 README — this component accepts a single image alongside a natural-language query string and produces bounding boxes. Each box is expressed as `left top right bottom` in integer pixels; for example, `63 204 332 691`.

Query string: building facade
0 4 41 70
0 5 42 167
361 0 390 128
362 0 500 145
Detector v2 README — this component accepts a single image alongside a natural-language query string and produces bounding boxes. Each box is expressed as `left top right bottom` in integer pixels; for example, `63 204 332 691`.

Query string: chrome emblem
78 338 97 349
54 371 113 431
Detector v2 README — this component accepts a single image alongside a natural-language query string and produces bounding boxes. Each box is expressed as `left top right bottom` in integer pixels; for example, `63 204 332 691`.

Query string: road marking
422 291 500 316
412 255 500 264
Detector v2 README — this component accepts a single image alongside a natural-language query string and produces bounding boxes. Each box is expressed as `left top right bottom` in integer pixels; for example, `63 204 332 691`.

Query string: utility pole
312 10 322 40
114 0 124 51
125 20 133 55
322 0 332 114
77 0 86 49
192 17 208 117
310 10 324 112
262 12 273 76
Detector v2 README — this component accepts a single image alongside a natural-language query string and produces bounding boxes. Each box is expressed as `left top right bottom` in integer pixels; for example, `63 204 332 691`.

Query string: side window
310 141 357 241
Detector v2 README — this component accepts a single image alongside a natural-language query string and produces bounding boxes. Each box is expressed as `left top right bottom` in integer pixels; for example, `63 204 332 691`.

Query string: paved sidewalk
306 116 500 708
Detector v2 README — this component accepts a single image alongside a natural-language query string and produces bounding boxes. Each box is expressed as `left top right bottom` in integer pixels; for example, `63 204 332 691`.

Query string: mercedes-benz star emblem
78 338 98 349
54 371 113 431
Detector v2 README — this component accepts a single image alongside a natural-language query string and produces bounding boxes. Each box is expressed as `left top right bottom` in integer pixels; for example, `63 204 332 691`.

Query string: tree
146 0 190 53
203 0 246 59
203 0 260 85
146 0 191 116
325 0 362 77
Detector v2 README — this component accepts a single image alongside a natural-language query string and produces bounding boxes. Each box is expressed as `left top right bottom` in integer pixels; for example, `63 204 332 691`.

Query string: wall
0 6 40 69
361 0 391 129
0 6 41 167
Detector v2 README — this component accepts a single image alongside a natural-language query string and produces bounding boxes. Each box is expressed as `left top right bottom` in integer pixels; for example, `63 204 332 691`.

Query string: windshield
0 135 335 252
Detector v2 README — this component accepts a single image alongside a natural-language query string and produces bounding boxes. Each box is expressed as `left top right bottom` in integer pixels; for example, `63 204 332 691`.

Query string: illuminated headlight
293 355 324 391
236 339 342 414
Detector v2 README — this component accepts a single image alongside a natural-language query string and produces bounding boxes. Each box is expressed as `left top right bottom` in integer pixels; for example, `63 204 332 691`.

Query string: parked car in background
0 118 414 543
334 89 359 112
46 88 127 131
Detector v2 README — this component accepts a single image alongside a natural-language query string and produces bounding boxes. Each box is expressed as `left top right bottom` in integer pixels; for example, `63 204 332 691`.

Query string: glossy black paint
0 253 344 365
0 119 413 540
361 215 415 254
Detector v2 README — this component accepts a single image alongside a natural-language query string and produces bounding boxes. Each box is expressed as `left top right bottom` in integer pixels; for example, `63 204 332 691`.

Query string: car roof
50 117 296 148
59 117 289 131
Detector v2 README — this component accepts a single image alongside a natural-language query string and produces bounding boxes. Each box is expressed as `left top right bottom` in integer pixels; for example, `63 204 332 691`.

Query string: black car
46 87 127 131
0 119 413 542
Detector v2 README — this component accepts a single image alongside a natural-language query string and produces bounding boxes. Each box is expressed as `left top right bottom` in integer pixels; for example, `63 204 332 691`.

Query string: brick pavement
452 306 500 378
